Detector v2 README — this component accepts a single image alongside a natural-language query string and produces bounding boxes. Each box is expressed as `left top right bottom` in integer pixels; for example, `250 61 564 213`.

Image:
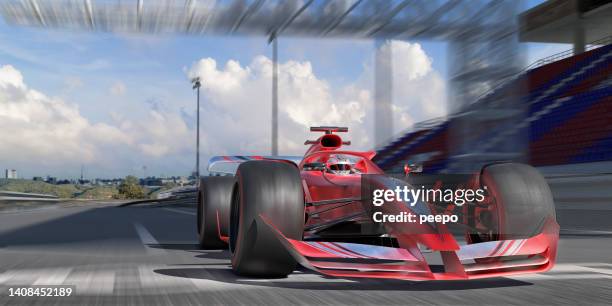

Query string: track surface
0 201 611 305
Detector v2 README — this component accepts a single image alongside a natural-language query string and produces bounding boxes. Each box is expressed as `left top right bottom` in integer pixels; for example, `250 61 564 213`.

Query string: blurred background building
5 169 17 179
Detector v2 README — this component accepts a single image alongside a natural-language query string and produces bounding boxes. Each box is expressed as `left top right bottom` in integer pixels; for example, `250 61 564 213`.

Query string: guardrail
157 186 197 200
118 185 198 207
528 35 612 70
165 189 197 206
0 191 59 202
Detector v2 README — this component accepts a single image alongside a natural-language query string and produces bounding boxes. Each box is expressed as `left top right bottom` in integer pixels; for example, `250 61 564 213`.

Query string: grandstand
374 38 611 174
375 0 612 175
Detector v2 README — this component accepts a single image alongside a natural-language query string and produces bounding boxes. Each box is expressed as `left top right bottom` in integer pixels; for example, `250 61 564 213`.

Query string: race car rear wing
207 156 302 175
305 126 351 146
310 126 348 134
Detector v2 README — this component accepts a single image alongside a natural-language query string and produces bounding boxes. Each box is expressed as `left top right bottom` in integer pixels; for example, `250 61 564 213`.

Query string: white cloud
384 41 446 133
381 40 432 81
0 40 445 178
0 65 130 166
186 40 445 156
0 65 192 178
187 55 370 156
109 81 127 96
0 65 25 88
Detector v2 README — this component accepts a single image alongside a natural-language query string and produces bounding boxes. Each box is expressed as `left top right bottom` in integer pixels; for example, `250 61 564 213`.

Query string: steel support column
374 39 394 148
271 34 279 156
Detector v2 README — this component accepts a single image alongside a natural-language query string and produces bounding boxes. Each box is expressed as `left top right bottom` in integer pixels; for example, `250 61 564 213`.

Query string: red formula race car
196 127 559 280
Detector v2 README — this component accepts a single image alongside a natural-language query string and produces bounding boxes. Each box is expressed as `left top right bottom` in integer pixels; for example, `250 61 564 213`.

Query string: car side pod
258 214 559 281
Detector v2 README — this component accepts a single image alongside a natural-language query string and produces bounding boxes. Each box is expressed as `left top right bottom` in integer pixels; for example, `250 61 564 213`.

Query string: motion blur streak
0 201 611 303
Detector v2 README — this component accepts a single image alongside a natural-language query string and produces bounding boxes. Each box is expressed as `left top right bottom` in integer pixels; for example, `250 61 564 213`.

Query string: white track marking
1 268 74 286
510 263 612 281
560 229 612 235
0 269 19 285
569 262 612 267
162 208 196 216
64 270 115 295
579 267 612 276
508 273 554 280
513 273 612 280
238 272 356 283
551 263 612 276
133 222 165 255
1 268 50 285
32 267 72 285
133 222 159 245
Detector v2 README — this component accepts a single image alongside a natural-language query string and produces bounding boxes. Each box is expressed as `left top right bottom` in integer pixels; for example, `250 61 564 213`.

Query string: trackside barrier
545 174 612 207
0 191 59 202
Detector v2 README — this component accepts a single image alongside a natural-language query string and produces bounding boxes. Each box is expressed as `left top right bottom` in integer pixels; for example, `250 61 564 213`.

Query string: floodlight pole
271 33 279 156
192 77 201 183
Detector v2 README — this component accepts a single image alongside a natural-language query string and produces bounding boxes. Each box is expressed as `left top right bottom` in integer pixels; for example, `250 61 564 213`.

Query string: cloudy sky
0 1 568 179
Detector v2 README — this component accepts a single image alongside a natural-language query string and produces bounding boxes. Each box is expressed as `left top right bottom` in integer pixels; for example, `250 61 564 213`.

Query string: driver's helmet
327 156 353 175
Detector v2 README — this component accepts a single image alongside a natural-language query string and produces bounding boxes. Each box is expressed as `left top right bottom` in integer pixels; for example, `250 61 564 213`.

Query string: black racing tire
197 176 234 249
229 160 304 277
475 163 556 241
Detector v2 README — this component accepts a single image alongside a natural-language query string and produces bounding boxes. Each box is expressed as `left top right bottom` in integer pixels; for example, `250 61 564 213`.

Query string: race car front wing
259 214 559 281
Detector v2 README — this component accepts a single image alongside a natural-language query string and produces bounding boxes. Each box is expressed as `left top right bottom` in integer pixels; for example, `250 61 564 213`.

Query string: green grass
0 179 179 200
0 179 80 198
75 186 120 200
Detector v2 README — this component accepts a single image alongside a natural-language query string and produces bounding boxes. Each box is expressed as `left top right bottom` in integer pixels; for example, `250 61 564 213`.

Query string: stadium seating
375 43 612 173
374 122 448 171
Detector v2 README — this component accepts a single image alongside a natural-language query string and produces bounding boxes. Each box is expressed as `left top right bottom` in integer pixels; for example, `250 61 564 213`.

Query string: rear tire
229 161 304 277
472 163 555 241
197 176 234 249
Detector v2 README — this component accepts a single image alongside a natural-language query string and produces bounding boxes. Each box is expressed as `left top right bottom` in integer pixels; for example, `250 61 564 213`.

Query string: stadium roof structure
0 0 515 41
520 0 612 45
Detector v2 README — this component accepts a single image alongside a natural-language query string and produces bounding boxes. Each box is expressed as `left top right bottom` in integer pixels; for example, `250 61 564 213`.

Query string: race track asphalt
0 201 611 305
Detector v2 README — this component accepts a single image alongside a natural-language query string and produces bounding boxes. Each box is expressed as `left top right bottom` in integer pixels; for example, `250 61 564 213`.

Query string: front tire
197 176 234 249
229 161 304 277
470 163 556 242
